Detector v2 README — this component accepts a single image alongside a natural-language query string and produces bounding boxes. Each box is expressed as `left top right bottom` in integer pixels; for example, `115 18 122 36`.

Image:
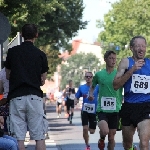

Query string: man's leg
137 119 150 150
0 136 18 150
88 113 97 135
18 140 25 150
98 120 109 150
98 120 109 137
35 140 46 150
82 111 91 149
56 103 59 117
106 113 119 150
9 97 27 150
3 135 18 147
122 125 136 150
70 107 74 118
62 100 68 117
27 95 48 150
107 129 116 150
70 100 75 121
66 101 70 120
83 125 89 147
58 104 62 116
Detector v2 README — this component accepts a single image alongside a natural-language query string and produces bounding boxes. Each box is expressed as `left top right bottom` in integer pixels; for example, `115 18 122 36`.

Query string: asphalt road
43 102 140 150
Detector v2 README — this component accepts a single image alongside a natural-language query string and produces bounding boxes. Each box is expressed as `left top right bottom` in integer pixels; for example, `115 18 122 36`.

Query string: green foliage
60 53 101 89
0 0 87 77
97 0 150 64
40 45 61 79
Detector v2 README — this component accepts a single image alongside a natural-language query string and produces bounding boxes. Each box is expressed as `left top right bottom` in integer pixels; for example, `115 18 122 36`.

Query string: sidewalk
24 132 58 150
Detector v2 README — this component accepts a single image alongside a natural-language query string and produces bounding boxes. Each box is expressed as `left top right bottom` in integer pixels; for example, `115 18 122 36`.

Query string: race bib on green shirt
101 97 116 110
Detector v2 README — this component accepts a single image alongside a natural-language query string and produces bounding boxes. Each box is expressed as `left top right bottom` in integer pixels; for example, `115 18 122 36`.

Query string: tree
60 53 101 89
97 0 150 64
0 0 87 77
39 45 61 78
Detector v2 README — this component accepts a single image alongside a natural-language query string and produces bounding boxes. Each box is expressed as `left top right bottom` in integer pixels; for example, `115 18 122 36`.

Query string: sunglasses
85 76 93 78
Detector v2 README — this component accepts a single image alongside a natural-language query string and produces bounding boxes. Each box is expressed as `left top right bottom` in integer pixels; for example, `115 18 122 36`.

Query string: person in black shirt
63 80 76 124
5 24 49 150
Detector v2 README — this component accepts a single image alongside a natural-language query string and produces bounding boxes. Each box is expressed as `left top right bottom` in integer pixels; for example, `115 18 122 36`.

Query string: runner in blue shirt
75 71 99 150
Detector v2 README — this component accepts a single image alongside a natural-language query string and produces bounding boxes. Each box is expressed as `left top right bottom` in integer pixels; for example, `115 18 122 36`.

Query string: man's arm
113 58 145 90
63 89 66 98
53 93 57 101
63 87 68 98
75 87 81 104
89 74 98 100
74 97 79 105
41 72 47 86
88 85 96 101
89 85 95 96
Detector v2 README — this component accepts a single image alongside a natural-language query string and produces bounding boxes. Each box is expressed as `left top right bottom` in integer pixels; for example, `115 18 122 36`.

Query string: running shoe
98 139 105 150
85 146 90 150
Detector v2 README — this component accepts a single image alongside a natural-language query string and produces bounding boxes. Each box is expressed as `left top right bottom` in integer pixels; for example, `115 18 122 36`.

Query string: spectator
0 116 18 150
5 24 49 150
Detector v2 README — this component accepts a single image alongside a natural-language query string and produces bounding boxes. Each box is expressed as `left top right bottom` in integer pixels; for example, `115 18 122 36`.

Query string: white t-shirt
54 91 63 103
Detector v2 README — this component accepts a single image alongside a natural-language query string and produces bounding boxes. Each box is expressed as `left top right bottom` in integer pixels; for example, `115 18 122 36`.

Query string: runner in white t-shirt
54 90 63 118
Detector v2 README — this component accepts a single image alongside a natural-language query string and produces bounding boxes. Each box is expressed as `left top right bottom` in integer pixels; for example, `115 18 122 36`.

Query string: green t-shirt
92 69 122 113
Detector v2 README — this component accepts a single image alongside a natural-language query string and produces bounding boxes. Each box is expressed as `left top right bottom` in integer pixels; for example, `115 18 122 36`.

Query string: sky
73 0 118 43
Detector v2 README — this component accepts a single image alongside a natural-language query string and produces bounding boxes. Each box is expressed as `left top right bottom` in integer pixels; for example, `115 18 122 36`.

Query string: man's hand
74 99 79 105
133 59 145 71
88 95 94 101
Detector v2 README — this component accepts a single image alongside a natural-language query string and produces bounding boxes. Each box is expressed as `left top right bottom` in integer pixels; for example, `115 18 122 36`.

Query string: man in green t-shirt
89 50 123 150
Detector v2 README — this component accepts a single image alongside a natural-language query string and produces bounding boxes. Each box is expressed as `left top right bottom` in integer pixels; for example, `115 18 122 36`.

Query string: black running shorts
57 102 62 106
97 112 119 129
81 111 97 129
119 102 150 127
66 99 74 110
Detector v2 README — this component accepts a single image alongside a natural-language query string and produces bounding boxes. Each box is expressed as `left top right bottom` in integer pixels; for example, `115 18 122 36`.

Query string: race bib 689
131 74 150 94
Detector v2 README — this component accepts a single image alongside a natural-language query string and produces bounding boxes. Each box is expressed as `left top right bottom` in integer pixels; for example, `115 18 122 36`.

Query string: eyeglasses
134 45 147 49
85 76 93 78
